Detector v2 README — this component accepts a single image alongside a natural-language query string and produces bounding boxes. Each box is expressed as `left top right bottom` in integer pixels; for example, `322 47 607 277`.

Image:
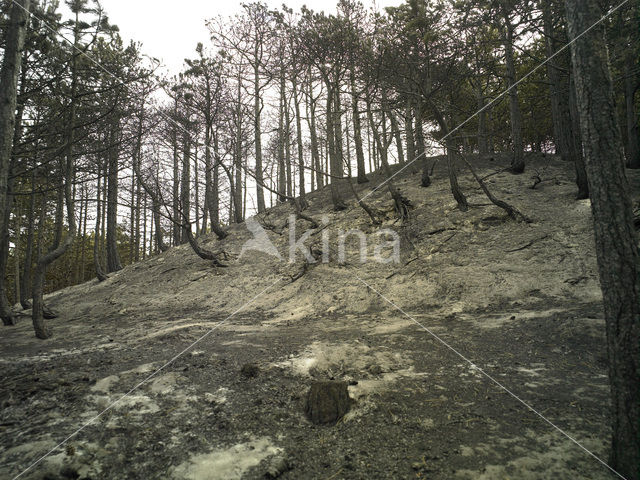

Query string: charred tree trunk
20 170 35 309
106 120 122 273
0 0 30 325
569 76 589 198
327 81 346 210
502 6 525 174
253 62 266 212
566 1 640 477
181 131 191 242
93 167 108 282
624 59 640 168
350 68 368 184
415 106 431 187
292 76 307 209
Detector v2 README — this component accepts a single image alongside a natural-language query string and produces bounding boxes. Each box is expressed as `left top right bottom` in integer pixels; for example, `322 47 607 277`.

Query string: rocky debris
304 381 351 425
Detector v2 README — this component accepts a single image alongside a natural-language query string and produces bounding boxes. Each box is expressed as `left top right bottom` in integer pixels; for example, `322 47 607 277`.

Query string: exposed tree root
460 154 531 223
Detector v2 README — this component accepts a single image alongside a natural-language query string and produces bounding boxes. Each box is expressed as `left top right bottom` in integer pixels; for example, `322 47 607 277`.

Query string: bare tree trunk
569 76 589 198
0 0 30 325
624 59 640 168
350 68 368 183
277 74 287 202
93 168 108 282
284 88 293 199
233 77 243 223
476 83 489 155
327 81 346 211
388 110 405 165
414 106 430 187
542 0 570 160
307 76 323 190
405 97 416 166
566 2 640 477
292 76 307 208
253 62 266 212
106 120 122 273
80 186 88 280
20 170 35 309
33 18 78 337
181 132 191 240
502 5 525 174
172 105 180 246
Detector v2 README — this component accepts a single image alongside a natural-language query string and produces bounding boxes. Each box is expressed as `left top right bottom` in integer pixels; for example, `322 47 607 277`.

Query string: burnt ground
1 154 638 480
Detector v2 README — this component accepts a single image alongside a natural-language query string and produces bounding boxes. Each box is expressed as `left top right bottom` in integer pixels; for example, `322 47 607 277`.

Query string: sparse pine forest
0 0 638 479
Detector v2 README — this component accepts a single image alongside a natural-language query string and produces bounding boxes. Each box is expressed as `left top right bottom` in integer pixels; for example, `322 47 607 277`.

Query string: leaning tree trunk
428 99 468 210
566 1 640 478
0 0 30 325
502 6 525 174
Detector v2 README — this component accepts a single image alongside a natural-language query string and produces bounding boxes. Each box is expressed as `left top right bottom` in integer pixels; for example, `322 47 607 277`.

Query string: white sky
98 0 404 74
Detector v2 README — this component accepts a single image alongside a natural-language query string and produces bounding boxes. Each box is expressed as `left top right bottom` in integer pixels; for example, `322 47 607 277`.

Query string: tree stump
304 381 351 425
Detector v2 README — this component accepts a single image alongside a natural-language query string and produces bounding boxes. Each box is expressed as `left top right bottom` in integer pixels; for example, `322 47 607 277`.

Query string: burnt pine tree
565 0 640 477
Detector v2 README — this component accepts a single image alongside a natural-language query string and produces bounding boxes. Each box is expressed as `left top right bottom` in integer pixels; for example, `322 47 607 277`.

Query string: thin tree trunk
350 68 368 183
566 2 640 477
20 170 35 309
0 0 30 325
415 106 430 187
292 76 307 208
106 120 122 273
569 76 589 198
389 110 405 165
254 62 266 212
327 81 346 210
405 97 416 166
624 59 640 168
94 168 108 282
277 74 287 202
502 5 525 174
181 131 191 240
33 15 78 337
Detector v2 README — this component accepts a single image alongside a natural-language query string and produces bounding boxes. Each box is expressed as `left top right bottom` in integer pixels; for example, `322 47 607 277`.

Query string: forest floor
1 154 639 480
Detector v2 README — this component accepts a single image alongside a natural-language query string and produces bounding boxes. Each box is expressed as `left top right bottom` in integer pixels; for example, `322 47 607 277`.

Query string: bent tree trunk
566 1 640 477
0 0 30 325
33 156 76 339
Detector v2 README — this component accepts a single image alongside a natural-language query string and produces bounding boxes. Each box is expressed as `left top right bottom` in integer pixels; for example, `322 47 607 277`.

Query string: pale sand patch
171 437 281 480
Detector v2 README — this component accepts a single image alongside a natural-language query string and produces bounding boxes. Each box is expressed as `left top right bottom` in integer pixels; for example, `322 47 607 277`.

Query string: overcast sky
98 0 403 74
